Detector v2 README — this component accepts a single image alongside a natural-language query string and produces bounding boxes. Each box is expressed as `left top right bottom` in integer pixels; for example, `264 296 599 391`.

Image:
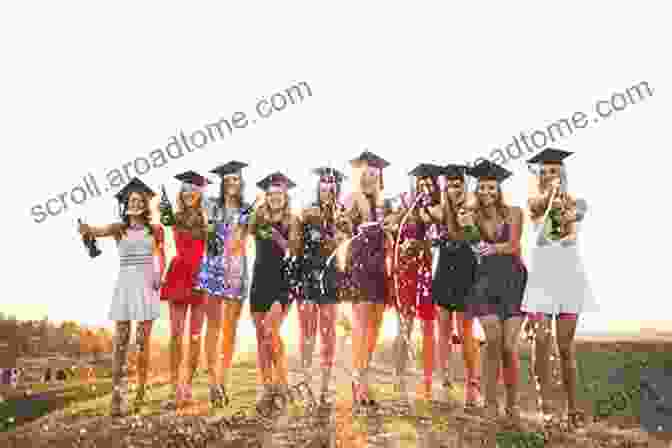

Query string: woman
195 160 251 407
522 148 596 428
297 167 346 401
461 160 527 424
433 164 484 409
387 164 444 400
247 172 302 402
78 177 165 416
342 150 392 406
159 171 209 408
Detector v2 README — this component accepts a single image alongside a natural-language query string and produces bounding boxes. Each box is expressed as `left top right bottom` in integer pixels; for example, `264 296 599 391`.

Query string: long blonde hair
473 181 511 241
174 190 206 232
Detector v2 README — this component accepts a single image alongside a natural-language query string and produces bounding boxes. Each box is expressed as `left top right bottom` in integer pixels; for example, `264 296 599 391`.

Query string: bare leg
351 302 369 402
318 303 337 396
110 321 131 416
134 320 154 403
168 304 188 405
463 316 483 405
421 318 436 399
479 315 503 419
297 301 318 380
437 308 454 387
204 298 223 386
218 300 242 393
502 316 524 424
367 302 385 365
556 316 579 417
184 304 205 400
532 315 553 414
252 312 273 398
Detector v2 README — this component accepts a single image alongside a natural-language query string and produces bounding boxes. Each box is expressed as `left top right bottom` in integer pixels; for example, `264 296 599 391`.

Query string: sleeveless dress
249 222 291 313
349 204 387 304
108 227 162 321
160 229 206 305
395 221 436 320
522 199 597 314
300 204 340 305
465 222 528 320
195 199 249 300
432 224 479 312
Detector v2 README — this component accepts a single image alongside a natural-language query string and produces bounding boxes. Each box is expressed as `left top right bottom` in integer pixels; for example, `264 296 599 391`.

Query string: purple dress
349 205 387 304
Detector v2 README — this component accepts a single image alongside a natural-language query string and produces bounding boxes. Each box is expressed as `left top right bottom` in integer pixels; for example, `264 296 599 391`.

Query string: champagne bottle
78 219 102 258
159 185 176 226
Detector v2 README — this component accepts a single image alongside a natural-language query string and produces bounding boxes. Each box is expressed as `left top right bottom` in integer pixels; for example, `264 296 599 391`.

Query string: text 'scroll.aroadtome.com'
30 81 313 224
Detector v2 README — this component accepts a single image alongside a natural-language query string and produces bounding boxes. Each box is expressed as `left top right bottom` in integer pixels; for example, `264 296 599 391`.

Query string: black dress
249 222 291 313
433 233 479 312
301 216 339 305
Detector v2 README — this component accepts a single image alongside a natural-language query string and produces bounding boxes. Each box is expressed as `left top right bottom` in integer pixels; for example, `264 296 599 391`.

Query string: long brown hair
474 181 511 241
174 191 206 234
115 192 154 240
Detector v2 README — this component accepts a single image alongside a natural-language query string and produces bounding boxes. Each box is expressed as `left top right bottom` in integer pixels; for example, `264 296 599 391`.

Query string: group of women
78 147 597 429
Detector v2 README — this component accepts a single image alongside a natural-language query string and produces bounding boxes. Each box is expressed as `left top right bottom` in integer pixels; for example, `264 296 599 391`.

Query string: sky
1 2 669 345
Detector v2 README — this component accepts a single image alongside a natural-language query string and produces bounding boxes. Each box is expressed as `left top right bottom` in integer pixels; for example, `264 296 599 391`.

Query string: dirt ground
0 336 670 447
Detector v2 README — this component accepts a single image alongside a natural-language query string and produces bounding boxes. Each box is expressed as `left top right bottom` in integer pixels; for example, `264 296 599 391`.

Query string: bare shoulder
509 206 524 221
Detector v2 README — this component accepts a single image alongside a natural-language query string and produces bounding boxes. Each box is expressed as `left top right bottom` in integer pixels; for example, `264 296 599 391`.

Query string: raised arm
288 214 303 257
78 222 123 239
494 206 524 255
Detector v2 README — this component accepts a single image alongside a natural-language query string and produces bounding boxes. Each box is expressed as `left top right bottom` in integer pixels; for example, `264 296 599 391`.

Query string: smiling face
319 180 337 204
416 176 435 196
359 164 380 194
476 179 500 207
221 174 242 197
180 191 201 208
266 188 287 211
126 192 147 216
539 162 563 191
445 177 465 205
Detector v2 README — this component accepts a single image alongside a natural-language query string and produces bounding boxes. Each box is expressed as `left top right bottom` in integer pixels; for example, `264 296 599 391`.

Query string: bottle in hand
78 218 102 258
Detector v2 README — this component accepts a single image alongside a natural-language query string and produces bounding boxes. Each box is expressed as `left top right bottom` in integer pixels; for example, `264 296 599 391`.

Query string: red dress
160 229 206 305
394 222 436 321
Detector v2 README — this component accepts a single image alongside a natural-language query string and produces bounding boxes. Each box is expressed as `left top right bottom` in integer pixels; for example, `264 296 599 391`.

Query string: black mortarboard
408 163 444 178
349 150 390 169
114 177 156 203
174 170 212 186
256 172 297 190
443 164 468 179
526 148 573 165
209 161 248 177
312 167 346 183
467 160 513 182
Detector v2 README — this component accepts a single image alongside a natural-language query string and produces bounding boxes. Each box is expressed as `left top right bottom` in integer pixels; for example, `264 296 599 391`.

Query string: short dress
195 199 249 300
465 222 528 320
349 205 388 304
395 221 436 321
108 226 162 321
432 225 479 313
249 222 292 313
522 199 598 314
160 228 206 305
300 207 340 305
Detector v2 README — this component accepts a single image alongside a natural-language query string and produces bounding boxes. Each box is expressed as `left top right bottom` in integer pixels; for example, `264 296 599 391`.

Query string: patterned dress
395 220 436 320
465 222 528 320
300 204 340 305
195 198 250 300
349 205 388 304
432 224 479 312
108 226 162 321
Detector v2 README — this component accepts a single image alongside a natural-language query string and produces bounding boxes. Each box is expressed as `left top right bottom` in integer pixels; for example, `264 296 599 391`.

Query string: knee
557 341 574 360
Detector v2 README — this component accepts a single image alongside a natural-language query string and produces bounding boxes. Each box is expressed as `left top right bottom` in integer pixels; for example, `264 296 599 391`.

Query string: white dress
108 227 161 321
522 199 598 315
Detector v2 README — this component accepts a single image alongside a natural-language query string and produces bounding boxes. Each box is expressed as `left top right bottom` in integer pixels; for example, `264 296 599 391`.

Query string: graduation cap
114 177 156 203
256 172 297 191
443 164 469 179
209 160 248 177
526 148 573 165
349 150 390 169
408 163 444 178
312 167 346 183
467 160 513 182
174 170 212 186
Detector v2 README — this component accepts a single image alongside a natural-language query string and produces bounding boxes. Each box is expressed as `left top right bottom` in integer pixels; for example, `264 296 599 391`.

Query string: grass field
0 340 670 447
